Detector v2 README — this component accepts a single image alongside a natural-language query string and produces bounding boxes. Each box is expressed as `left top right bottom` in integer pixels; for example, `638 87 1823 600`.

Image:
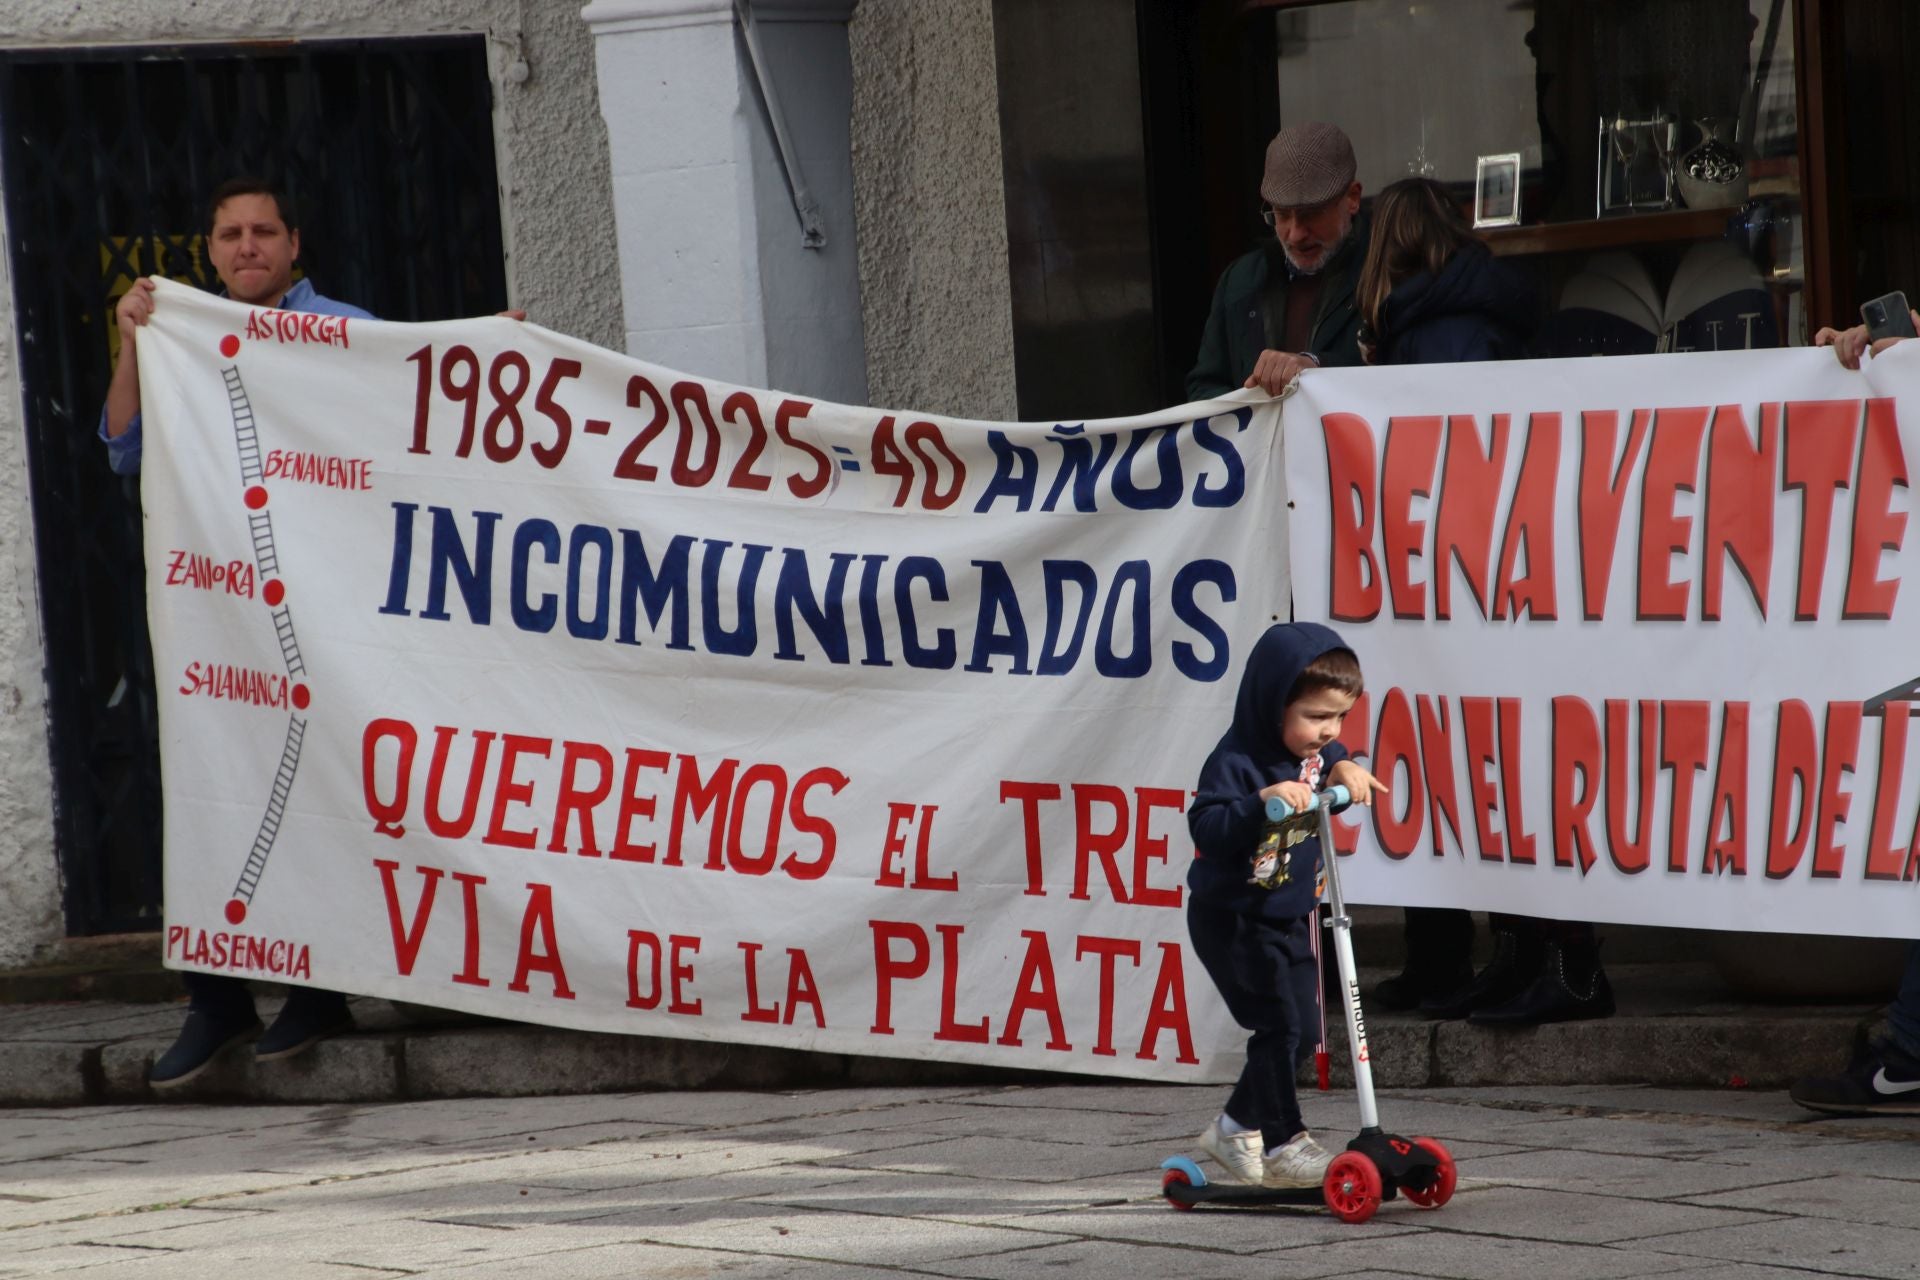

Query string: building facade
0 0 1016 963
0 0 628 963
4 0 1914 963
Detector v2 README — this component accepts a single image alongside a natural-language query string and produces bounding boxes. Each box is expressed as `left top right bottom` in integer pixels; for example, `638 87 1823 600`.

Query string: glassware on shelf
1597 114 1674 216
1649 113 1680 210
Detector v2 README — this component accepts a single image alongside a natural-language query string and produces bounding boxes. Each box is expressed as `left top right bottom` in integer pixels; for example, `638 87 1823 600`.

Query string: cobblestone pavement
5 1083 1920 1278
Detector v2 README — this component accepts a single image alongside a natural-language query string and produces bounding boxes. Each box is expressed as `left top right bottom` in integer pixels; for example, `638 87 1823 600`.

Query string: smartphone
1861 291 1918 341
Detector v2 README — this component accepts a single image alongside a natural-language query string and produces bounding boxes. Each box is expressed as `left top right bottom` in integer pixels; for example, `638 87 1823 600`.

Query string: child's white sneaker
1197 1117 1264 1185
1261 1130 1334 1188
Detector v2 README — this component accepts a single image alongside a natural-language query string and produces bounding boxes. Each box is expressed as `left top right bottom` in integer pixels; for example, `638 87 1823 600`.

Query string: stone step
0 934 180 1005
1341 907 1721 966
0 960 1883 1105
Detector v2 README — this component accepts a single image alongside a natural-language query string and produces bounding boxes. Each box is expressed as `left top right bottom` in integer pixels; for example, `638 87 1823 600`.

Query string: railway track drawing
219 362 311 926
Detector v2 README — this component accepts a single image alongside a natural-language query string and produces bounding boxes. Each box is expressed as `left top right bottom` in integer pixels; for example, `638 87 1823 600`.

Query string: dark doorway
993 0 1277 419
0 38 508 935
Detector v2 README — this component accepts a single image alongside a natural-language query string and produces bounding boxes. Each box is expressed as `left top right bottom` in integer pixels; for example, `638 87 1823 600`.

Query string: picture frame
1473 153 1522 228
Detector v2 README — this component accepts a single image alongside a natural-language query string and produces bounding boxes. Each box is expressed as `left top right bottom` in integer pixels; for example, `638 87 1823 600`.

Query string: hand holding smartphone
1861 291 1918 341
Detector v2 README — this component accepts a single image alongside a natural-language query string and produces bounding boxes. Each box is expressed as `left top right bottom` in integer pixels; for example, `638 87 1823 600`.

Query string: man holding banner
103 178 373 475
101 177 369 1085
1186 121 1370 400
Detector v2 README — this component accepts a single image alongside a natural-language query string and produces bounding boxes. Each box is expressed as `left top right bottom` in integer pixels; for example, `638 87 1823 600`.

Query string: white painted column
582 0 867 406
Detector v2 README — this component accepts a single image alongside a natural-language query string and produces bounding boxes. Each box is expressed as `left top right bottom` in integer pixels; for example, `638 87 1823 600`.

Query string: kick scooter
1159 785 1457 1223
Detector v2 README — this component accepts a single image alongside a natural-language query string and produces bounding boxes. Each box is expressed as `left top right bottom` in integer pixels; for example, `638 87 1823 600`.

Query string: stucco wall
847 0 1017 421
0 244 59 967
0 0 621 964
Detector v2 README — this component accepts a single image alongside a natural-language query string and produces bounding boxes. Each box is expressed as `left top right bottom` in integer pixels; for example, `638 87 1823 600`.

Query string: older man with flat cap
1187 121 1368 401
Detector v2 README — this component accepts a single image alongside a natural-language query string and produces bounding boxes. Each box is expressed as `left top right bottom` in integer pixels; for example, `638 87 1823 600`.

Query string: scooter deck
1163 1180 1324 1209
1159 1156 1324 1210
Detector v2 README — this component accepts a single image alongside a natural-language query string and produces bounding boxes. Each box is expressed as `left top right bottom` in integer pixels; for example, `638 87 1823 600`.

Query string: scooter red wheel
1402 1137 1456 1208
1323 1151 1383 1224
1161 1167 1196 1210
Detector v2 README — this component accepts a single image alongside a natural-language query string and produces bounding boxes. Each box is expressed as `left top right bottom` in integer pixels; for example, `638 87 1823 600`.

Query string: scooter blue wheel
1159 1155 1207 1186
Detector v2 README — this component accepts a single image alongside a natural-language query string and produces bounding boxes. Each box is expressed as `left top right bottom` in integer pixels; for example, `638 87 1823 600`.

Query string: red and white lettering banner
1286 345 1920 939
135 281 1281 1082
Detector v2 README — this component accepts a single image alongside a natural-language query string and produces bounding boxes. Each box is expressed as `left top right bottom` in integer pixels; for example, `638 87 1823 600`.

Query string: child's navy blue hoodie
1187 622 1352 922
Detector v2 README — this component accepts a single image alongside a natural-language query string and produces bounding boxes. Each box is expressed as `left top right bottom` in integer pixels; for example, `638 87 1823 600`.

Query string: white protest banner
133 280 1285 1082
1285 345 1920 939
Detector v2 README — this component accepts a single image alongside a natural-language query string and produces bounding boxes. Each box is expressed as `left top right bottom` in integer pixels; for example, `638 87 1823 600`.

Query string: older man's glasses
1261 200 1338 228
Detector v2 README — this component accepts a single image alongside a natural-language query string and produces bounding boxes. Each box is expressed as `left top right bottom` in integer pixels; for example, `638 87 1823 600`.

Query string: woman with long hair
1355 178 1613 1028
1355 176 1532 366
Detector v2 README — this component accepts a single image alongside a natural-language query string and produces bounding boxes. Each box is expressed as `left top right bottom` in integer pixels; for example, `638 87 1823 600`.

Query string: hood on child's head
1229 622 1348 766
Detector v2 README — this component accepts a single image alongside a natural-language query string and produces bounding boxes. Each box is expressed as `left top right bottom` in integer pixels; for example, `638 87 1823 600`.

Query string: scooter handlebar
1264 783 1352 822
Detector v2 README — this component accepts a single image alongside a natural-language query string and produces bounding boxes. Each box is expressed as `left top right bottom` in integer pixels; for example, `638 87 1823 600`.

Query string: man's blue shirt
99 279 374 476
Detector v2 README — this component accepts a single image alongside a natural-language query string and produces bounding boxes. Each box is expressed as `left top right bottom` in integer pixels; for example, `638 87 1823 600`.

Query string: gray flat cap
1261 122 1357 208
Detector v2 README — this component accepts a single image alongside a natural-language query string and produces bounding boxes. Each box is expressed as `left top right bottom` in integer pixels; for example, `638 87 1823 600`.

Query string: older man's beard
1282 213 1356 275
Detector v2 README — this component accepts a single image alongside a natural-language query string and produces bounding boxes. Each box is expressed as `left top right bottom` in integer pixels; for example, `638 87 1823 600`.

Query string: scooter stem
1311 789 1379 1131
1264 786 1379 1129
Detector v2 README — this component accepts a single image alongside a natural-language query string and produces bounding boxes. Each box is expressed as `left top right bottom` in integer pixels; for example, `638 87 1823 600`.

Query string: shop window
1260 0 1806 350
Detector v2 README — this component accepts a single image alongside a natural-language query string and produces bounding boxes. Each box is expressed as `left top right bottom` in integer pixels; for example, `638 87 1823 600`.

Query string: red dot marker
244 485 268 510
219 335 241 359
263 579 286 607
292 683 312 710
225 898 248 925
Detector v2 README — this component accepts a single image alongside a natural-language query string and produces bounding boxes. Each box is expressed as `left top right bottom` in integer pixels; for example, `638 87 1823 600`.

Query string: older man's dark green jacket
1185 216 1370 401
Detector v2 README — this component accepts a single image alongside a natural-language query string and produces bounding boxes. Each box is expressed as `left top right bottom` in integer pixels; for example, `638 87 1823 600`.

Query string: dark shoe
149 1010 263 1087
1373 963 1473 1012
1421 930 1539 1020
1469 941 1615 1026
255 992 353 1062
1791 1038 1920 1116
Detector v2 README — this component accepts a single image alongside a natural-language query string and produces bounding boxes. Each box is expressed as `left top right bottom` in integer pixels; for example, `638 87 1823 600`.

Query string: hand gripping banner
135 280 1284 1082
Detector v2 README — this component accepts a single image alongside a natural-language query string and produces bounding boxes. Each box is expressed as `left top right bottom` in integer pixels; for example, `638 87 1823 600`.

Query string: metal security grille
0 38 507 935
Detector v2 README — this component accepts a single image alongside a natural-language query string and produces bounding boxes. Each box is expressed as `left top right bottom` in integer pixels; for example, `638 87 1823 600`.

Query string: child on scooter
1188 621 1386 1187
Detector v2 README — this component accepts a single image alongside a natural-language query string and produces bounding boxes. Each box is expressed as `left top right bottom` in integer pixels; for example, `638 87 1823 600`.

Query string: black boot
1374 963 1473 1011
1420 927 1538 1020
255 989 354 1061
1373 908 1475 1011
1469 939 1615 1026
149 1009 263 1087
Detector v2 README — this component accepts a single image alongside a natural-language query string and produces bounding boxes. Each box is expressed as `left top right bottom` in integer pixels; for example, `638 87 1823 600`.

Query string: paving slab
1258 1232 1713 1280
924 1238 1352 1280
577 1197 1074 1267
1460 1146 1810 1200
1683 1172 1920 1228
1688 1135 1920 1181
3 1085 1919 1277
813 1132 1172 1183
443 1242 908 1279
1416 1182 1778 1244
1642 1214 1920 1278
521 1165 867 1211
742 1167 1146 1226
